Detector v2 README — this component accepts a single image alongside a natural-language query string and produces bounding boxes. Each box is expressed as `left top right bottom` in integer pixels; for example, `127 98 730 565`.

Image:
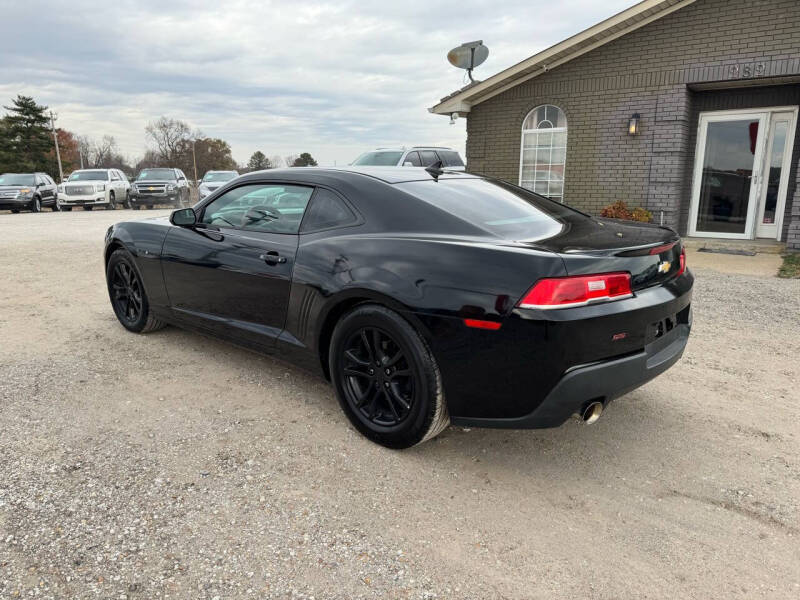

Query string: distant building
431 0 800 250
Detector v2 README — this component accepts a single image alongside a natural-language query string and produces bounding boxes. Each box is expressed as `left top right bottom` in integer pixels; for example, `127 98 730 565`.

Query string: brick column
645 86 692 232
787 200 800 251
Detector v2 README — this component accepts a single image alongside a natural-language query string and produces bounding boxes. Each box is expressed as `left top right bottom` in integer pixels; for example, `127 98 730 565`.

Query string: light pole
192 140 199 185
49 111 64 182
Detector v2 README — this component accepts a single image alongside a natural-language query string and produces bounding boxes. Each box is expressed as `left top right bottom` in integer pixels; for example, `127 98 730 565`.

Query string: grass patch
778 253 800 278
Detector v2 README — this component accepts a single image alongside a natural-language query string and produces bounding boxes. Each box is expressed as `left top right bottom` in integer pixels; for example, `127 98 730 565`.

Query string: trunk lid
525 217 683 291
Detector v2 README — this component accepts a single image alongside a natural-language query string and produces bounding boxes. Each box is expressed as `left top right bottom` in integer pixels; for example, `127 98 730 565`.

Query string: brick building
430 0 800 250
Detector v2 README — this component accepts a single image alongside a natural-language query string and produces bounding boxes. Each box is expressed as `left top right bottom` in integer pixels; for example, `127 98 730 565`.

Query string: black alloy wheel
341 327 415 427
330 305 449 448
106 249 166 333
31 197 41 213
110 260 143 325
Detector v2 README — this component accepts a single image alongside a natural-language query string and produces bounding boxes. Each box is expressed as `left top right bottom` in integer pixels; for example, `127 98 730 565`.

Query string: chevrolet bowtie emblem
658 261 672 273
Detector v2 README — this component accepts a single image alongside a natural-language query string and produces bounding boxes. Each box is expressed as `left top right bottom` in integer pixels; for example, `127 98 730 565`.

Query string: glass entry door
689 111 767 239
689 108 797 240
755 111 796 239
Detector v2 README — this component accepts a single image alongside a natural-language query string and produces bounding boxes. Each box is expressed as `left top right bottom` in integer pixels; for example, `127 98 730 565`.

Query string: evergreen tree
2 95 53 172
247 150 271 171
291 152 318 167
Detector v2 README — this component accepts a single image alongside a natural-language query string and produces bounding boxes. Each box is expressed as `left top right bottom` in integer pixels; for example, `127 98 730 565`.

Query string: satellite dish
447 40 489 82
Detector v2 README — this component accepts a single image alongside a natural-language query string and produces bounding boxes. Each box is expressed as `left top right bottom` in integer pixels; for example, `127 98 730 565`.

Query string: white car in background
197 170 239 201
351 147 465 170
58 168 131 211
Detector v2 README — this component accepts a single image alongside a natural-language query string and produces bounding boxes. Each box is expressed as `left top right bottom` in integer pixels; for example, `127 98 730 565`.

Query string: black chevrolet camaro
104 166 692 448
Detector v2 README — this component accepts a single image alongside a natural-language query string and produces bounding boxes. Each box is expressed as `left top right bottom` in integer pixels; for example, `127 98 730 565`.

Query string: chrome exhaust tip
581 401 603 425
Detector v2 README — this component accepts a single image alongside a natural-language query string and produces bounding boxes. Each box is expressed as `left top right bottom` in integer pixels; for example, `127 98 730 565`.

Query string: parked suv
351 147 465 170
58 169 131 211
130 168 191 209
197 170 239 201
0 172 59 212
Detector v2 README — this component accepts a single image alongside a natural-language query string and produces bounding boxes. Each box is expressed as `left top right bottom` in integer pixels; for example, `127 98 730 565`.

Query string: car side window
300 188 357 232
36 175 46 186
201 183 313 234
419 151 438 166
404 151 422 166
111 171 120 181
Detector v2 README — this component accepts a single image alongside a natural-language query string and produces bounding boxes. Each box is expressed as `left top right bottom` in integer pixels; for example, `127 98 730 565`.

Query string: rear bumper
422 270 694 427
451 319 690 429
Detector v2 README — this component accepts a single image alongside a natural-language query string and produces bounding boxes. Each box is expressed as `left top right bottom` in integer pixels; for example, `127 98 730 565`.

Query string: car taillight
677 248 686 276
517 272 632 310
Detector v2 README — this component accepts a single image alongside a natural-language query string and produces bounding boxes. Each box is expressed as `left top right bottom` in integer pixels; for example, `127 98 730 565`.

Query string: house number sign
728 62 767 79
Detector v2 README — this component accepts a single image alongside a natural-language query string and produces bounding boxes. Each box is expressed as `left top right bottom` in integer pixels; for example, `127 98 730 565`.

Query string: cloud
0 0 634 166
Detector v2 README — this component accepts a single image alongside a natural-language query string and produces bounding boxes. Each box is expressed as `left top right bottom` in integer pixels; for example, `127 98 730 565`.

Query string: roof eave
430 0 696 116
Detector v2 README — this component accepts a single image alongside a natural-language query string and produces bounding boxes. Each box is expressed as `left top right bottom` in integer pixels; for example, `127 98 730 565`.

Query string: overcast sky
1 0 635 166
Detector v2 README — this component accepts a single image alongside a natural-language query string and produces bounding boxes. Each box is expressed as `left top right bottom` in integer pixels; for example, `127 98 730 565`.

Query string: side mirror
170 207 197 227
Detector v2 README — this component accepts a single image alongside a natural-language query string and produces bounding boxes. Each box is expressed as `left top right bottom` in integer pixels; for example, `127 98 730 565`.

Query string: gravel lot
1 209 799 599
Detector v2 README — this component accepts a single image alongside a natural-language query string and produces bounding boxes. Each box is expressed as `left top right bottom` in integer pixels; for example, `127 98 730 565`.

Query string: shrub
600 201 652 223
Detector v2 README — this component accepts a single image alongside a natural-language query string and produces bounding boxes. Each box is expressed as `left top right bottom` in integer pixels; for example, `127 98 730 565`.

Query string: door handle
260 251 287 265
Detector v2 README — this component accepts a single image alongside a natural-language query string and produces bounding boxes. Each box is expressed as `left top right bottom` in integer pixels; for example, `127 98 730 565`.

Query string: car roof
368 147 456 152
241 166 479 185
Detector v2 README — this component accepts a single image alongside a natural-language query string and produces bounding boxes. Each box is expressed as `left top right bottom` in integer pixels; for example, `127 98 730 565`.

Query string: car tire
11 209 20 213
106 249 167 334
123 191 131 209
132 205 141 210
84 205 93 211
31 197 41 213
329 304 449 448
51 200 61 212
146 205 153 210
106 192 116 210
61 206 72 211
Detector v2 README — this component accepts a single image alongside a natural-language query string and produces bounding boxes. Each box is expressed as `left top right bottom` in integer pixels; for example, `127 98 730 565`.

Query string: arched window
520 105 567 201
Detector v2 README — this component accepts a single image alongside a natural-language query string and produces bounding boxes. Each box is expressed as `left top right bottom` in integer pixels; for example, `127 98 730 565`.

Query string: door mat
697 248 757 256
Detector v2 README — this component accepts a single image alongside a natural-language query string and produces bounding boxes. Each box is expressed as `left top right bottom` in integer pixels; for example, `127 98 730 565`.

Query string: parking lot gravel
1 209 799 599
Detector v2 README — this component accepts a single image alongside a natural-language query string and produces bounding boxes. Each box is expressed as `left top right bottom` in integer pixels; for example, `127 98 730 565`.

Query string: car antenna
425 160 445 180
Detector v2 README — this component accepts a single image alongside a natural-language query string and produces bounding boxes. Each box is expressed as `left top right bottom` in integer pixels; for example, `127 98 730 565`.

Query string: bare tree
145 117 191 164
284 155 298 168
270 155 284 168
76 135 93 168
92 135 118 168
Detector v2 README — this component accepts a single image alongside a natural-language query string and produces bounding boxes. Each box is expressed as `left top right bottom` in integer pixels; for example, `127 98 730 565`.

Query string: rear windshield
396 178 586 240
0 173 34 186
69 170 109 181
137 169 176 181
352 151 404 166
